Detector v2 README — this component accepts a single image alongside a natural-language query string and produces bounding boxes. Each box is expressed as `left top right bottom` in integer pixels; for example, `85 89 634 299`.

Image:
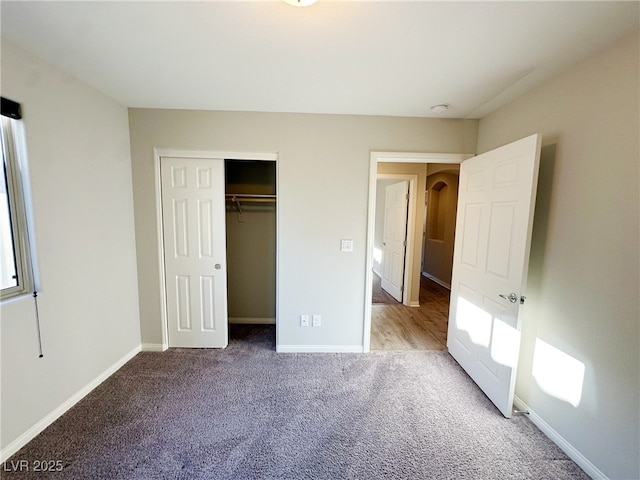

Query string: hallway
371 275 450 351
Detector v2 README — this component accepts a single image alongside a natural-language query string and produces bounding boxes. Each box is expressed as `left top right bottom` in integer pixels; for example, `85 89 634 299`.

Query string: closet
225 159 277 325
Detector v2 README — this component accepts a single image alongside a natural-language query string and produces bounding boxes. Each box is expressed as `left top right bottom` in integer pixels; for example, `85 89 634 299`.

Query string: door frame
154 149 279 351
363 151 473 352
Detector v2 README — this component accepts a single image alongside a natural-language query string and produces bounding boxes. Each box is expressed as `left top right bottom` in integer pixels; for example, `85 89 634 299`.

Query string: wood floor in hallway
371 275 450 351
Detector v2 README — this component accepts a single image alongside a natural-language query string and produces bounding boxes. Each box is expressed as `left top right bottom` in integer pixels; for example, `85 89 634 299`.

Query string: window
1 115 33 299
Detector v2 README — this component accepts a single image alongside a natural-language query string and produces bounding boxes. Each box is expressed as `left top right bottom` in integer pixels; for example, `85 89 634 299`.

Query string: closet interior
225 159 277 325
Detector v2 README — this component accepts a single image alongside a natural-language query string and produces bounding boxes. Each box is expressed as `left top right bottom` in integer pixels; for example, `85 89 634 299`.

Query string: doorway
155 150 278 350
366 137 542 417
371 165 459 351
373 174 415 305
364 152 471 352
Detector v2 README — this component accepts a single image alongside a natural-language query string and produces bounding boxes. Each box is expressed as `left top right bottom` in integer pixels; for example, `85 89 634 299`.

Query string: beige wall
0 41 141 455
423 170 459 286
226 206 276 321
128 110 477 349
477 29 639 480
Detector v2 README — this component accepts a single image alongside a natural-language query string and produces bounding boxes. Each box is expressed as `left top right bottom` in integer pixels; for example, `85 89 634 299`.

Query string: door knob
499 292 518 303
214 264 221 270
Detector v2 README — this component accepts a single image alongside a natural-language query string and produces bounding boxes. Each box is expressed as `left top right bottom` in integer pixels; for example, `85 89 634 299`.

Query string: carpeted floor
4 325 589 479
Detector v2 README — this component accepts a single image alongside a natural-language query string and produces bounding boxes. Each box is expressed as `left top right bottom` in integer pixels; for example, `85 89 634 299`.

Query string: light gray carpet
4 325 589 479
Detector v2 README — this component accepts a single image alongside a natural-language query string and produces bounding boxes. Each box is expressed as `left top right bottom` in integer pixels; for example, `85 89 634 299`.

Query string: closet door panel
161 157 228 348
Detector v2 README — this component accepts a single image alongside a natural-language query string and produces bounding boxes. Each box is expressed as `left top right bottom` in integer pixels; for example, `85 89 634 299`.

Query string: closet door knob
215 264 222 270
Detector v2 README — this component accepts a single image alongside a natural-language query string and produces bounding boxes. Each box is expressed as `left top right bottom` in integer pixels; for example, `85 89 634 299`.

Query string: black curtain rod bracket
1 97 22 120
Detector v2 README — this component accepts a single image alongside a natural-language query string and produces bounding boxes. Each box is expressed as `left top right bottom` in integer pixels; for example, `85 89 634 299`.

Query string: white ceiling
1 1 638 119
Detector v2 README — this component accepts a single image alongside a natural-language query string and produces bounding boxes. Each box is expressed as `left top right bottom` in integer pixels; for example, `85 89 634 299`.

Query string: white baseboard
421 272 451 290
409 301 421 308
513 396 608 480
229 317 276 325
0 345 141 463
141 343 167 352
276 344 363 353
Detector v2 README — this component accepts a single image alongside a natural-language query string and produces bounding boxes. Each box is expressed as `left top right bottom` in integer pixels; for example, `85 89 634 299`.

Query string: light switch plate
340 239 354 252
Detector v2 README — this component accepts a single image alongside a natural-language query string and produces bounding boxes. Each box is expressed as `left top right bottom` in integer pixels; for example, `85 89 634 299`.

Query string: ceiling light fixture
430 104 449 114
283 0 318 7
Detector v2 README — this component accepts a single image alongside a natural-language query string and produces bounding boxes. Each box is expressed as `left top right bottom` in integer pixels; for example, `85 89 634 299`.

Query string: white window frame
1 116 33 300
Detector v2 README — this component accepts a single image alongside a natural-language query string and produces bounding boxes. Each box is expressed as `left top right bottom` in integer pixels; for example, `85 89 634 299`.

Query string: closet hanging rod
225 194 276 199
226 194 276 203
227 198 276 204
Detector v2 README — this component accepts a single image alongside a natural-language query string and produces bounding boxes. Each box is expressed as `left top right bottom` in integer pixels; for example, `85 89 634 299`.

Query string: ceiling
1 1 638 119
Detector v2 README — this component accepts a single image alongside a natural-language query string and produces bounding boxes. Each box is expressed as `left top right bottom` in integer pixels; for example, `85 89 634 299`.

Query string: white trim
513 396 608 480
141 343 168 352
155 149 277 162
0 345 140 463
409 301 421 308
1 118 34 300
153 149 279 349
153 152 169 352
371 152 472 164
422 272 451 290
363 151 473 352
229 317 276 325
276 344 363 353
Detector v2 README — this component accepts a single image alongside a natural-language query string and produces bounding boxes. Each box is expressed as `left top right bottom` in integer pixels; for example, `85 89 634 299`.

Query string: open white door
447 134 541 417
160 157 228 348
381 180 409 302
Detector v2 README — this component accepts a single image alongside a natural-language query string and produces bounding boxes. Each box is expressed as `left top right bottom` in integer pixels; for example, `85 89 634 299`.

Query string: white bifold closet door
160 157 228 348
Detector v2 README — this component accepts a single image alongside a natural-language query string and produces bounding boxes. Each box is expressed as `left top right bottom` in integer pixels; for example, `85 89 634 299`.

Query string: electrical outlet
300 315 309 327
312 315 321 327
